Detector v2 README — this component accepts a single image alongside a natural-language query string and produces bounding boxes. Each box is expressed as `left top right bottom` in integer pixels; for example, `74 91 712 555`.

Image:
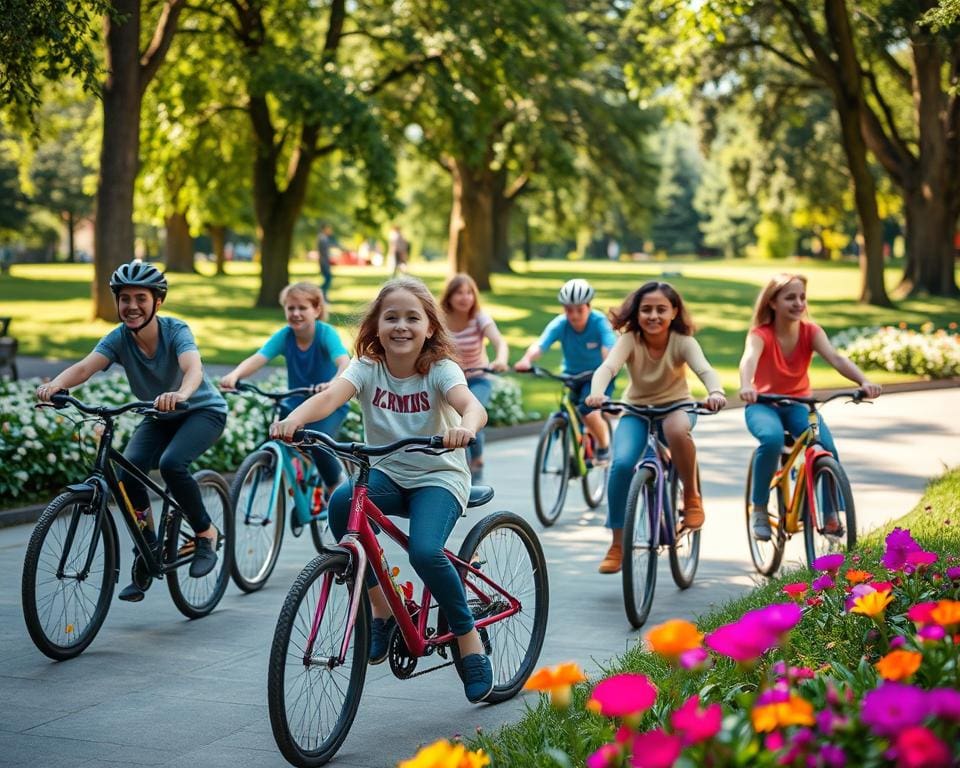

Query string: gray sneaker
751 506 772 541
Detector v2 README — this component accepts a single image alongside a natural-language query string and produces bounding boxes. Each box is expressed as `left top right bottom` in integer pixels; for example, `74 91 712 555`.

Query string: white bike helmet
558 278 595 305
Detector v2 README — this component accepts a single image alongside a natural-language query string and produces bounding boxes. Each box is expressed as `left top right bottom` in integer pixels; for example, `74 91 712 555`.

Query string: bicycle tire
167 470 233 619
230 449 285 593
22 490 117 660
622 468 658 629
533 416 570 526
744 451 786 577
446 512 549 704
268 551 369 767
803 455 856 566
581 432 608 509
668 466 701 589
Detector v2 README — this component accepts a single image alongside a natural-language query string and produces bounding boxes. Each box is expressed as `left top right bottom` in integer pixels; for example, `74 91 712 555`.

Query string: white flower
46 452 56 464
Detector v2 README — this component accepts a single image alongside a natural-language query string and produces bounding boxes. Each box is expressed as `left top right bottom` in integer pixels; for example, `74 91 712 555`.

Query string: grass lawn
2 257 957 415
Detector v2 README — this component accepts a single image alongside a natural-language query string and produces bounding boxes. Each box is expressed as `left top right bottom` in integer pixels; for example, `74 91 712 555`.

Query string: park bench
0 317 18 381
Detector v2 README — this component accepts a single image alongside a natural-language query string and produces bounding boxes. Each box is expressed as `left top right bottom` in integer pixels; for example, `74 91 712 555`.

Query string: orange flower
850 589 893 620
646 619 703 660
875 650 922 681
930 600 960 630
751 696 815 732
524 662 588 708
844 570 874 585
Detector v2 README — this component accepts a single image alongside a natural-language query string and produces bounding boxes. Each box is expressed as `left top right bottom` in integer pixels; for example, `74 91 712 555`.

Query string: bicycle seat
467 485 495 508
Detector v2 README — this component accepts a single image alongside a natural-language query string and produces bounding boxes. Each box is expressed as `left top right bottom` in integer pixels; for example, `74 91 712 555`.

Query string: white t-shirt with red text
341 357 470 510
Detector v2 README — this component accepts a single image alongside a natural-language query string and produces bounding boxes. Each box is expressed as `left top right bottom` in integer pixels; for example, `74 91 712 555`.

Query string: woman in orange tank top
738 274 882 541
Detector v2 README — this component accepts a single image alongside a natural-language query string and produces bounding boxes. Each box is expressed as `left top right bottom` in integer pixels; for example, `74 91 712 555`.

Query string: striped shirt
450 312 494 376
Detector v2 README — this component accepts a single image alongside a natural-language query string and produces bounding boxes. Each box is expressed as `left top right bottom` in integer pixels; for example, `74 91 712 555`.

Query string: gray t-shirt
94 316 227 418
341 357 470 510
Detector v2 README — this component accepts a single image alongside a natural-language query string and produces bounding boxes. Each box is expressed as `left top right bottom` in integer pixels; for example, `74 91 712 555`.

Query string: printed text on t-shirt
372 386 431 414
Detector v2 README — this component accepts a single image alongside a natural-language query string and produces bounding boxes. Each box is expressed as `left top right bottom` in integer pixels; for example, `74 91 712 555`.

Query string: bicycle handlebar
515 366 594 386
754 389 866 408
41 392 186 418
232 381 314 399
600 399 717 418
288 429 474 460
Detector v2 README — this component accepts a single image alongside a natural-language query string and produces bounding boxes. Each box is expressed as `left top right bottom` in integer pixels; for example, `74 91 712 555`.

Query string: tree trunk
257 211 298 307
66 210 76 262
163 211 194 272
448 159 493 290
93 0 141 321
209 224 227 275
899 183 959 296
491 170 515 274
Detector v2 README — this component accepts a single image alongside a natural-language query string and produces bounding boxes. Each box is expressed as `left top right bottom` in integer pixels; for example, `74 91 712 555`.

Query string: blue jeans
605 411 696 530
327 469 475 636
281 398 345 488
745 403 838 506
467 376 493 464
319 257 332 299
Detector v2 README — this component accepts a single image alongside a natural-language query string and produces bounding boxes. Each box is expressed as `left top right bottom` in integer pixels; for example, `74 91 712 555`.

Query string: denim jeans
605 411 696 530
466 376 493 464
280 399 346 488
745 403 838 506
120 409 227 533
327 469 475 636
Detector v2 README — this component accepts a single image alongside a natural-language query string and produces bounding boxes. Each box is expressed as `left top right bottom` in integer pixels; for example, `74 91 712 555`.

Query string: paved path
0 389 957 767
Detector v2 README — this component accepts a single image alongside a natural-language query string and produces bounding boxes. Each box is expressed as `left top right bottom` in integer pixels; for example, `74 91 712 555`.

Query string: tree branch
360 54 444 97
863 66 913 160
139 0 188 96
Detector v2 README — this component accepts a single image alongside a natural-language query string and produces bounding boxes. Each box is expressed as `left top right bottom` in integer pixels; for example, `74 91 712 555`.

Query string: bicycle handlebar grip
49 391 71 408
291 428 306 443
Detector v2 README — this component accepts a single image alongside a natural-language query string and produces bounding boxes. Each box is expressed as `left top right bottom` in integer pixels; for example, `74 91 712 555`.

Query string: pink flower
844 583 877 611
588 674 658 719
630 729 683 768
927 688 960 721
782 582 808 601
905 551 937 568
670 695 722 745
587 743 621 768
678 647 710 670
871 580 895 592
892 726 951 768
705 604 801 663
882 528 921 571
907 602 938 625
813 553 845 573
812 574 835 591
918 625 946 642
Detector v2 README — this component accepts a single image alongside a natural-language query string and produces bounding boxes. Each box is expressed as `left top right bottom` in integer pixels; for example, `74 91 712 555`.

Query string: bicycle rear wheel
448 512 549 704
22 491 117 660
581 432 608 508
268 551 368 767
167 471 233 618
803 455 856 566
668 467 701 589
532 416 570 526
622 469 658 629
230 449 285 593
744 451 786 577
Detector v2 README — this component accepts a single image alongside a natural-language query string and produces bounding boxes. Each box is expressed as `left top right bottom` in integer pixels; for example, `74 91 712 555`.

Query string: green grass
2 257 957 415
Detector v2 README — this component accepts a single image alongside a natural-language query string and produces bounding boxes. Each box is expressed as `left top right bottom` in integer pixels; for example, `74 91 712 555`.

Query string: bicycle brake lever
405 446 454 456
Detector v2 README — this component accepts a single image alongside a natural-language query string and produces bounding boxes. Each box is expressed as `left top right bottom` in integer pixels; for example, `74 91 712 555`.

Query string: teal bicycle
228 382 337 592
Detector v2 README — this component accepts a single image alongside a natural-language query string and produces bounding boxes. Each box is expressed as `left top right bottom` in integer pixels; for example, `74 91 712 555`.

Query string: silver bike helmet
557 278 595 306
109 260 168 299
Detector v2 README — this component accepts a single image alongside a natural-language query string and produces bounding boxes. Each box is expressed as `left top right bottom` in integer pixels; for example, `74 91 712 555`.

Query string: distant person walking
388 224 409 276
317 224 340 300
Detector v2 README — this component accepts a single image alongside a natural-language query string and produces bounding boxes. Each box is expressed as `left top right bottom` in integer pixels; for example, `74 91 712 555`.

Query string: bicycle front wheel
803 455 856 566
22 491 117 660
167 470 233 619
268 551 368 767
230 449 286 592
581 432 608 509
533 416 570 526
668 467 701 589
744 451 786 577
450 512 549 704
622 469 658 629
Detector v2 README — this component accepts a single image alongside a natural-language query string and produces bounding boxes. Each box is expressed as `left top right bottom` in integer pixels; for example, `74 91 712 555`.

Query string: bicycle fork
57 485 107 582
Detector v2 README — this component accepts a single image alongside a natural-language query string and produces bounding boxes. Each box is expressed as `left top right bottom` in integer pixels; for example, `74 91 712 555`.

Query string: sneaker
369 616 396 665
680 495 705 531
461 652 494 703
118 582 146 602
598 543 622 574
751 505 772 541
188 537 218 578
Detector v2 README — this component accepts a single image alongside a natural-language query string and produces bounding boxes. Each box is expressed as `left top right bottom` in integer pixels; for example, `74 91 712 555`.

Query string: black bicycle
21 393 233 660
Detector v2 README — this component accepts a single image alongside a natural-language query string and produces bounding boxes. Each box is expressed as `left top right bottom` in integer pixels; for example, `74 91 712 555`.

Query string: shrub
487 375 532 426
831 323 960 379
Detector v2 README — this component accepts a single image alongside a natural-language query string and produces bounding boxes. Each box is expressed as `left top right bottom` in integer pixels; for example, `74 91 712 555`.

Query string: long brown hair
440 273 481 320
750 273 808 328
608 281 695 337
354 277 457 375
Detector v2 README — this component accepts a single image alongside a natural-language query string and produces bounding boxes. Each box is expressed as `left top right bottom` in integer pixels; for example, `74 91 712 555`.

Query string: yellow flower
645 619 703 660
875 649 922 681
751 696 815 732
397 739 490 768
931 599 960 630
523 661 588 708
850 589 893 620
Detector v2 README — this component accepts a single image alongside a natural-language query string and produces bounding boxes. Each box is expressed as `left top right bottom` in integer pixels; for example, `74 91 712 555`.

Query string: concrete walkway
0 388 957 767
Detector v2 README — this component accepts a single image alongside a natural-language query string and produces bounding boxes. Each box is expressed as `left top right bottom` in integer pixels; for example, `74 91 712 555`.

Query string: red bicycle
267 429 549 767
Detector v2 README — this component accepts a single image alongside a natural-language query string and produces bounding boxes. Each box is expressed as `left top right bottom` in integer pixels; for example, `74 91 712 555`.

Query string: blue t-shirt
537 310 616 374
94 317 227 418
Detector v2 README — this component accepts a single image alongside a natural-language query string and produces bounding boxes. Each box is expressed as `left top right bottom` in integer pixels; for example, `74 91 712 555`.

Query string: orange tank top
751 321 819 396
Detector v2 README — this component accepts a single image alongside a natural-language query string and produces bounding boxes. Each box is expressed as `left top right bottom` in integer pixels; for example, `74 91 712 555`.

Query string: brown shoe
598 544 622 574
680 495 705 532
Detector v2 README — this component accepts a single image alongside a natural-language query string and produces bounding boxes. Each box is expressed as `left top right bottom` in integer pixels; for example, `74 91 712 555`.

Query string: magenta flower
905 551 937 568
747 602 803 634
882 528 921 570
630 729 682 768
918 625 946 642
946 566 960 581
889 635 907 648
670 695 722 745
678 647 710 670
892 726 951 768
589 674 657 718
907 602 938 625
813 553 844 573
927 688 960 721
861 684 928 736
820 743 847 768
705 603 800 663
812 574 835 591
587 743 621 768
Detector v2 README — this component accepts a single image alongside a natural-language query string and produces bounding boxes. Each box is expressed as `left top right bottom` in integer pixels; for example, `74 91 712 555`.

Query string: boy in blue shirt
514 278 615 460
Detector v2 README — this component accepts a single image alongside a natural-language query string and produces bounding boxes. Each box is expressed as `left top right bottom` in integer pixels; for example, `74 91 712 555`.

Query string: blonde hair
279 282 327 321
751 273 808 328
440 273 481 319
354 277 457 375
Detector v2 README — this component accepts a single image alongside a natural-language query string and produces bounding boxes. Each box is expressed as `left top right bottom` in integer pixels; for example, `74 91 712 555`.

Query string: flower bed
831 323 960 379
